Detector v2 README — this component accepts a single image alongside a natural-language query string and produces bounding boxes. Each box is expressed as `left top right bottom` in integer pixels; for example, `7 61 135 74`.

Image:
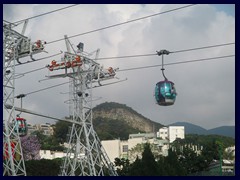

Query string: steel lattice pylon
3 22 46 176
56 39 118 176
3 23 27 176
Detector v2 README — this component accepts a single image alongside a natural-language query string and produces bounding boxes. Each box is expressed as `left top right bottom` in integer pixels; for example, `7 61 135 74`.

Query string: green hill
93 102 164 140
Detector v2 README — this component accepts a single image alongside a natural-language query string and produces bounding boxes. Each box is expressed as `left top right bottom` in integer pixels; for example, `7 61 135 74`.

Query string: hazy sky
3 4 235 130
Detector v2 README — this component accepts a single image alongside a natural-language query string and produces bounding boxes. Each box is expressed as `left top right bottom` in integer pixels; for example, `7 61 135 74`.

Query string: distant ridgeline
168 122 235 139
92 102 235 141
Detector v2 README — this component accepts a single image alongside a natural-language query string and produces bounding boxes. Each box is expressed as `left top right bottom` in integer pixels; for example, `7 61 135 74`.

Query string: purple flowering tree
20 135 41 160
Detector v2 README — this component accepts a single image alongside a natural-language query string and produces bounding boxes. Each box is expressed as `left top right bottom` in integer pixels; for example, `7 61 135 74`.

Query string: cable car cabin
14 117 28 136
155 80 177 106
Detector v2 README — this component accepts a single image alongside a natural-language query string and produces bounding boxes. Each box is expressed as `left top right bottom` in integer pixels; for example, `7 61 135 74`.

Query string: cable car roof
16 117 26 121
156 80 175 84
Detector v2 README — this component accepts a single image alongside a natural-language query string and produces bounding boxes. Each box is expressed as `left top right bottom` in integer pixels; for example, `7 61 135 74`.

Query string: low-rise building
157 126 185 143
40 150 66 159
26 123 54 136
101 132 170 163
27 123 38 135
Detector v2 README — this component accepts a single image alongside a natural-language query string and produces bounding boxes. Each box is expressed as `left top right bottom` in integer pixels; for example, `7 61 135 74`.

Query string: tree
114 157 131 176
178 147 203 174
128 143 159 176
223 147 235 160
53 120 71 144
141 143 159 176
128 143 144 162
129 156 142 176
164 149 186 175
25 158 62 176
20 135 41 160
201 140 219 165
32 130 65 151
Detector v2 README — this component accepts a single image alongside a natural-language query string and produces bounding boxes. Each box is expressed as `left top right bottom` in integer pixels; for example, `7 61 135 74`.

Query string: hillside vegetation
93 102 163 140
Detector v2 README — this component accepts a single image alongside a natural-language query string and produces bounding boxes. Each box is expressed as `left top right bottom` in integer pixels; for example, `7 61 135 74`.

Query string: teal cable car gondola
155 80 177 106
155 50 177 106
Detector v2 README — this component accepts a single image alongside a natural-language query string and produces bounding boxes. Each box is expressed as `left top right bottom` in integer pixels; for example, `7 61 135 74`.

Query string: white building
39 150 83 160
102 140 121 162
27 123 38 135
27 123 54 136
157 126 185 143
168 126 185 143
101 133 170 163
157 127 168 140
37 124 54 136
40 150 66 160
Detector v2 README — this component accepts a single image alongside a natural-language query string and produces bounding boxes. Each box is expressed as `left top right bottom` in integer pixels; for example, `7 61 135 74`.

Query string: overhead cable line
10 4 79 24
18 42 235 76
118 54 235 72
171 42 235 54
96 42 235 61
15 54 234 98
14 81 70 99
3 19 13 24
20 67 46 76
46 4 197 45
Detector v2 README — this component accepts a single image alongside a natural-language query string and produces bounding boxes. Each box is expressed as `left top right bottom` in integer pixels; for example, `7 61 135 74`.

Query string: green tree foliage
129 156 142 176
25 158 62 176
173 134 235 170
177 147 207 174
163 149 186 175
53 120 71 144
127 143 160 176
140 143 159 176
184 134 234 148
223 147 235 160
115 134 234 176
114 158 131 176
32 131 65 151
93 102 163 130
93 117 144 140
128 143 144 162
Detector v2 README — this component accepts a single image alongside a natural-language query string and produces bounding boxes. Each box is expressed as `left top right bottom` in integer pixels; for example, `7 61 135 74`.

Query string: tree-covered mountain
92 102 164 140
208 126 235 138
168 122 208 135
92 102 234 140
168 122 235 139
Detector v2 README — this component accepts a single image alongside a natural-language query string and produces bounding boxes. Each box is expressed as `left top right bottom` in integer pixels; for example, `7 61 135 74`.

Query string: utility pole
216 141 223 176
219 143 222 176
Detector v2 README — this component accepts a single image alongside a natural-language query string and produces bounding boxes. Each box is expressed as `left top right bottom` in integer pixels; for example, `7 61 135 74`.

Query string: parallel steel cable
20 67 46 75
17 42 235 75
15 54 234 98
118 55 235 72
46 4 197 45
17 81 70 97
95 42 235 61
15 42 235 74
170 42 235 54
10 4 79 24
